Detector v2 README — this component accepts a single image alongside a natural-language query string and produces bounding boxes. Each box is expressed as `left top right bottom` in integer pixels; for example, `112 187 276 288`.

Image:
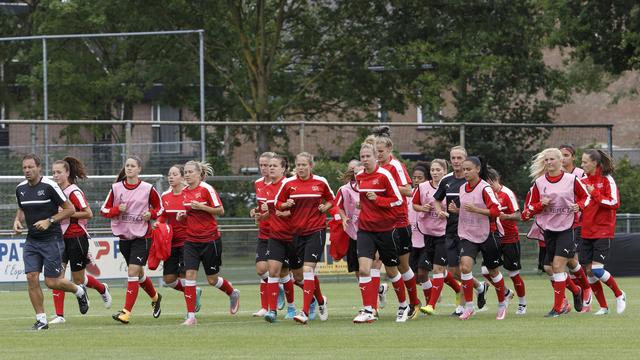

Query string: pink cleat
496 304 508 320
459 307 475 320
181 317 197 326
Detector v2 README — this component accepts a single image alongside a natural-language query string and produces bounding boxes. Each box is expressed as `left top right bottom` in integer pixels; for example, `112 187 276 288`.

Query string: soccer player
275 152 334 324
178 161 240 325
101 156 163 324
523 148 589 317
13 154 89 330
455 157 509 320
352 142 406 324
486 167 526 314
408 162 432 306
560 144 585 177
158 165 202 313
580 149 626 315
335 159 363 278
372 127 421 321
415 159 455 315
433 146 488 316
49 157 112 324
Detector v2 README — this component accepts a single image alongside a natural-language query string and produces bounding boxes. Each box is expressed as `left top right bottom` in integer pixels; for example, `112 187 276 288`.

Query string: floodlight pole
199 30 206 162
42 38 49 175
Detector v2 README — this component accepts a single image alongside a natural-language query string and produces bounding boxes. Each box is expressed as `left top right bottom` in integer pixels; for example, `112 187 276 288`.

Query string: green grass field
1 276 639 359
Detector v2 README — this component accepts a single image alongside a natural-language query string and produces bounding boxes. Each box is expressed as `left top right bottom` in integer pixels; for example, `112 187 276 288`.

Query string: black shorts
61 235 90 272
346 238 359 273
357 230 400 267
460 233 503 269
500 242 522 272
255 238 269 263
426 235 447 267
543 229 576 265
393 226 412 256
295 230 326 264
574 227 583 253
445 232 461 267
268 238 301 269
163 246 184 276
579 238 611 265
119 237 152 267
23 236 64 278
183 240 222 275
409 246 431 272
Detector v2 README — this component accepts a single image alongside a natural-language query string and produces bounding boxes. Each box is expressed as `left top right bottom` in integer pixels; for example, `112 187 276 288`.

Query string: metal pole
459 124 465 148
608 126 613 156
299 122 305 153
627 214 631 234
42 38 49 175
125 120 132 156
199 31 206 162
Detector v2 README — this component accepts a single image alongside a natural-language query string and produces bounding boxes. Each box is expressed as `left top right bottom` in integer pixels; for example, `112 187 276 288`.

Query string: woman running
49 157 112 324
523 148 589 317
101 156 163 324
178 160 240 325
408 162 432 305
335 159 363 278
560 144 585 177
275 152 334 324
352 142 406 324
580 149 626 315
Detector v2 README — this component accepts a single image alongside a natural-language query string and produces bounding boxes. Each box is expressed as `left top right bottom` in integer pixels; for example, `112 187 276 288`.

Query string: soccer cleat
496 304 508 320
252 308 268 317
594 307 609 316
195 287 203 313
318 296 329 321
49 316 66 324
561 298 572 314
285 305 296 319
459 307 475 320
582 287 593 308
581 304 592 313
353 309 377 324
31 320 49 330
378 283 388 309
572 286 583 313
477 282 489 309
408 303 420 320
229 289 240 315
396 305 409 323
152 293 162 318
293 311 309 325
77 284 90 315
264 310 278 323
420 304 435 315
616 291 626 314
101 283 112 309
112 310 130 324
505 288 515 302
277 285 285 311
181 317 197 326
451 305 464 317
516 304 527 315
309 298 318 320
544 309 561 318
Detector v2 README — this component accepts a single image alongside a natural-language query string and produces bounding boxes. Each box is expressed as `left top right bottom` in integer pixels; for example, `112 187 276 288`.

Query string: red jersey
580 168 619 239
355 166 404 232
267 177 294 241
160 189 188 247
381 156 411 228
254 177 271 240
100 180 162 238
182 181 223 242
64 189 90 238
495 185 520 244
275 174 335 236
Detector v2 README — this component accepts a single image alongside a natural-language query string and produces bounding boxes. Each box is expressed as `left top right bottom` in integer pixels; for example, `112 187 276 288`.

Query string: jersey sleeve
69 190 89 210
574 177 589 210
205 185 222 208
148 187 163 220
589 176 620 210
503 188 520 213
274 181 291 210
482 187 501 218
100 188 120 218
374 173 404 208
334 188 344 209
412 186 423 205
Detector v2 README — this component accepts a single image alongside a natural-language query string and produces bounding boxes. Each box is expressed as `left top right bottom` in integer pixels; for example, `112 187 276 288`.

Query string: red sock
571 267 591 290
590 280 608 308
359 278 373 308
510 274 526 298
173 280 185 292
552 280 567 312
482 273 492 283
391 276 407 304
138 276 157 299
124 279 140 312
422 285 431 305
184 284 196 313
603 273 623 297
85 275 106 294
403 273 420 306
491 274 506 303
267 279 279 311
462 278 474 303
53 290 65 316
444 271 461 293
565 274 580 296
302 276 316 315
260 280 268 310
283 278 295 304
216 277 234 296
314 276 325 305
428 276 445 308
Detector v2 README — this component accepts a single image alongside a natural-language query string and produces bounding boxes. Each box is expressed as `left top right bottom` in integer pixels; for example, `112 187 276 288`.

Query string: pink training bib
110 181 153 239
415 181 447 237
534 173 576 232
60 184 89 237
458 180 492 244
338 183 360 240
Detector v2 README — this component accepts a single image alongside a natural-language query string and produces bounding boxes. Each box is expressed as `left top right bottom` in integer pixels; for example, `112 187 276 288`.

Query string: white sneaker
616 292 626 314
594 307 609 316
318 296 328 321
353 309 376 324
252 308 268 317
49 316 66 324
516 304 527 315
101 283 112 309
293 311 309 325
396 305 409 323
378 283 388 309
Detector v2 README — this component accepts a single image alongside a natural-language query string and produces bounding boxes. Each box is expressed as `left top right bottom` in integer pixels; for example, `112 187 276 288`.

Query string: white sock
519 297 526 305
36 313 47 324
74 284 85 298
187 312 195 319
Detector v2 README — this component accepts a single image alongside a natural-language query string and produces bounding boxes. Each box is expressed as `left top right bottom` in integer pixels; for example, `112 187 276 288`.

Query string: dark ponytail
585 149 615 176
116 155 143 183
414 161 431 181
53 157 87 184
486 166 500 183
467 156 489 180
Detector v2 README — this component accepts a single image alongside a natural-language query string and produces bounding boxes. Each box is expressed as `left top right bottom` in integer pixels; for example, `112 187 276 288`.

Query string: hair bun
372 126 391 137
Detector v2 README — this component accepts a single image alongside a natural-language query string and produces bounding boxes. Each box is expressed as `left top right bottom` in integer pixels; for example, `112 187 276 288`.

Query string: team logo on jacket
195 193 201 199
37 190 45 196
597 183 603 189
312 185 320 192
290 186 297 192
372 179 380 185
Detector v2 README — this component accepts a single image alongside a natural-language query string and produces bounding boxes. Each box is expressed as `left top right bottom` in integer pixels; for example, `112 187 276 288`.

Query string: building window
417 104 443 128
152 105 181 154
0 124 8 147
